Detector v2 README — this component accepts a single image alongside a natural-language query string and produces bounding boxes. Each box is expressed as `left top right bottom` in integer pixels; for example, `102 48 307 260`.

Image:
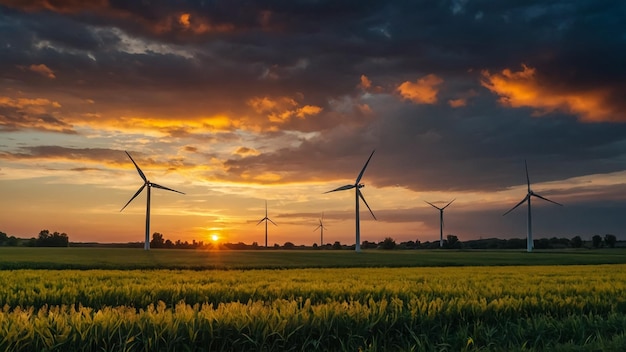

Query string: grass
1 247 626 270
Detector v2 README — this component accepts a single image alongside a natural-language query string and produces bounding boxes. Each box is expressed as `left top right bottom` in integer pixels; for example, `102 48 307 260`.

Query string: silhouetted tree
571 236 583 248
446 234 460 249
592 235 602 248
361 241 377 249
283 241 295 249
381 237 396 250
604 234 617 248
0 231 7 245
36 229 69 247
332 241 342 250
6 236 18 246
151 232 164 248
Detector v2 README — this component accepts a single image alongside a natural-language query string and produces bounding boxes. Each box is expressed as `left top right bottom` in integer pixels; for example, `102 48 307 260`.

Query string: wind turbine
325 150 377 252
313 212 328 246
256 200 277 248
503 160 563 252
120 151 185 250
424 199 455 248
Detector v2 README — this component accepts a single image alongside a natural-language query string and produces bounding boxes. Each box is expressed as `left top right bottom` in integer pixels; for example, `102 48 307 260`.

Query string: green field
1 248 626 351
2 247 626 269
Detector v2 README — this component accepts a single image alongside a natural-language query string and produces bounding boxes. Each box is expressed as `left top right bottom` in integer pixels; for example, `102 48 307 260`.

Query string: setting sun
210 234 220 242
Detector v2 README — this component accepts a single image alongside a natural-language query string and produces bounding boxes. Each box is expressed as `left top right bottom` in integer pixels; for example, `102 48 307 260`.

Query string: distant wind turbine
256 200 277 248
424 199 455 248
313 212 328 246
120 151 184 250
503 160 563 252
325 150 377 252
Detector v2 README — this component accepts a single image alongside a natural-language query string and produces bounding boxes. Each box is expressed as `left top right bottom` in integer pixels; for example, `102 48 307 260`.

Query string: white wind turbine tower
424 199 455 248
325 150 377 252
256 200 277 248
503 160 563 252
313 212 328 246
120 151 185 250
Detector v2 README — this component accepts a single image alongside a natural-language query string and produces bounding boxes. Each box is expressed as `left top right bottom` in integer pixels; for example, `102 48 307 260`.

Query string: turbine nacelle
358 184 365 189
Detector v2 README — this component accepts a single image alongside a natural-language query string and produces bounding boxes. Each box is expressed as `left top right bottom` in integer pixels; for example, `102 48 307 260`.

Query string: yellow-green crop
1 265 625 351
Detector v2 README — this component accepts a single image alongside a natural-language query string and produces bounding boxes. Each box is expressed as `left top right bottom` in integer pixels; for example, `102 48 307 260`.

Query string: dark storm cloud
1 0 625 191
224 90 626 191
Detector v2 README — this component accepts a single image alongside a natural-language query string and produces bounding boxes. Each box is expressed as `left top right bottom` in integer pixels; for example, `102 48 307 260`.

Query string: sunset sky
1 1 625 246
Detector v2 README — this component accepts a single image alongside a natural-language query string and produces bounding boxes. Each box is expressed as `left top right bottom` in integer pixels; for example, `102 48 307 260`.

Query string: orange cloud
448 98 466 108
0 96 61 110
359 75 372 89
396 74 443 104
247 96 322 123
481 65 619 122
296 105 323 118
153 12 234 34
0 96 72 133
3 2 234 36
27 64 56 79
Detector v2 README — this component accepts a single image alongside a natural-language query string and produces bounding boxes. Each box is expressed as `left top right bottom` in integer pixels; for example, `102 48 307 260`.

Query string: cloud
0 146 126 166
0 96 74 133
481 65 622 123
247 96 322 124
153 12 235 35
2 0 109 13
396 74 444 104
448 89 478 108
233 147 260 157
359 75 372 90
448 98 466 108
25 64 56 79
0 146 198 172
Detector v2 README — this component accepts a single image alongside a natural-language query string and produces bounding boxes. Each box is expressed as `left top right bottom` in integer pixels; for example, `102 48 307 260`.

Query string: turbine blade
503 195 529 216
125 151 148 183
525 160 530 192
256 217 267 226
268 218 277 226
424 200 442 210
355 149 375 184
120 184 146 212
532 193 563 206
358 189 377 220
151 183 185 195
313 225 321 232
442 198 456 209
325 184 355 193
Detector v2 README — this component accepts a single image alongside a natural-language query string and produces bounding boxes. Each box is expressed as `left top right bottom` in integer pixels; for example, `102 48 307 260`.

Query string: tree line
0 230 69 247
0 230 619 250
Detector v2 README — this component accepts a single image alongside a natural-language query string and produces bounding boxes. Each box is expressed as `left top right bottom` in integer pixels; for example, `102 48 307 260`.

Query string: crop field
2 247 626 270
1 256 626 351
